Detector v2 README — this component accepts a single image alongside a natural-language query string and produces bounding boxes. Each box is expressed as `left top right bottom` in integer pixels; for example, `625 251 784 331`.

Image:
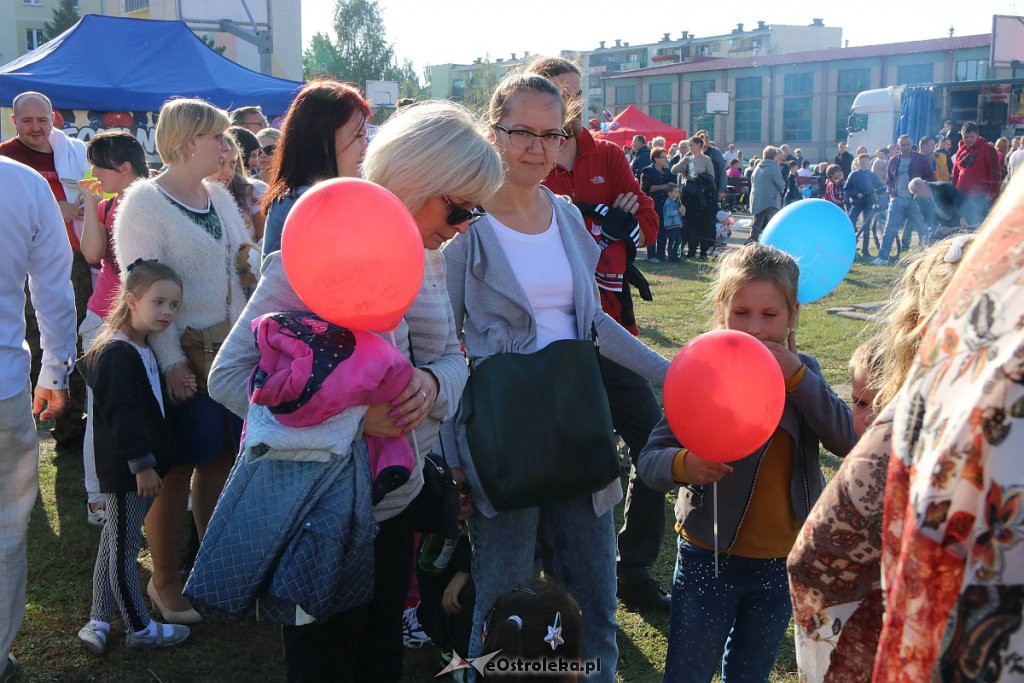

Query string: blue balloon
760 199 856 304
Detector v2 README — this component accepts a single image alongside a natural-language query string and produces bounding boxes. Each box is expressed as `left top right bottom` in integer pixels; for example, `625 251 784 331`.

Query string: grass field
14 256 902 683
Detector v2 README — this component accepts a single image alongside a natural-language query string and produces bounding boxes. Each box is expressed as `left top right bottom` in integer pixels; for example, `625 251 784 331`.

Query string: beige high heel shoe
147 579 202 625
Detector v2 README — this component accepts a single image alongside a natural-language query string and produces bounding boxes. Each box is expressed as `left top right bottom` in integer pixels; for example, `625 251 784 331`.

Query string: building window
124 0 150 13
690 102 715 140
783 97 813 141
734 99 761 142
735 76 762 99
25 28 45 50
23 0 42 5
896 63 933 85
837 68 871 93
956 59 988 81
783 73 813 95
649 104 673 125
649 83 672 103
690 79 716 103
836 94 857 141
614 85 636 106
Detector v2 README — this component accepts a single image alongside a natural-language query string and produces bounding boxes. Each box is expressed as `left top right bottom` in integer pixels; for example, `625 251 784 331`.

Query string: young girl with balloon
637 243 856 682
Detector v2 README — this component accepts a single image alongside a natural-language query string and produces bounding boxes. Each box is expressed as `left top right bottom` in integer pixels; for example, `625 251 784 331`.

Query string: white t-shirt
114 331 165 416
489 213 577 351
797 168 813 178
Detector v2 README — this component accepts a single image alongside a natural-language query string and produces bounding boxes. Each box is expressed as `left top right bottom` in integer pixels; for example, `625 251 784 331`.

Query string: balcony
124 0 149 14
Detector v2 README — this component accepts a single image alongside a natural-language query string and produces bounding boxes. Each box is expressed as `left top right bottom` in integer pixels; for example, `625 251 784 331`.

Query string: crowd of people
0 52 1022 683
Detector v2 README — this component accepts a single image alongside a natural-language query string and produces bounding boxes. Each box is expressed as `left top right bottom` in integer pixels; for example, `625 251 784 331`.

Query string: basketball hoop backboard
706 91 730 115
179 0 269 27
991 15 1024 69
366 81 400 108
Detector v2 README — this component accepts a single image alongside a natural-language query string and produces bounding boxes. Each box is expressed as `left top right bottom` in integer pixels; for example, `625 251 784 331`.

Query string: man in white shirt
722 144 737 163
0 156 77 682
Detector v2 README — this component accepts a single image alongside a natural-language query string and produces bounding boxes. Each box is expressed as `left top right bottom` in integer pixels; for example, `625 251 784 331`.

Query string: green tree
200 33 227 56
461 59 502 114
332 0 397 85
302 31 341 79
302 0 425 103
397 58 428 100
42 0 80 40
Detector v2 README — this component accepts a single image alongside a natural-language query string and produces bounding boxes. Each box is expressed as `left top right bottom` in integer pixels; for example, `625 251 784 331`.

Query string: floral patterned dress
789 182 1024 682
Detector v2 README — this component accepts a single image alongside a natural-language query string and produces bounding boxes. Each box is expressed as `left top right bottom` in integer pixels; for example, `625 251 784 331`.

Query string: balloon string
713 481 719 579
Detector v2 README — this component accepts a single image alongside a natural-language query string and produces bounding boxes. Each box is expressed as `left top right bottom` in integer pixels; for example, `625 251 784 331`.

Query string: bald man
0 91 90 453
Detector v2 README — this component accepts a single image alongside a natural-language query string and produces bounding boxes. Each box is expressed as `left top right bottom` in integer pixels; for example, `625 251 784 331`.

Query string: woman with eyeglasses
441 72 670 682
208 100 503 682
113 98 256 625
260 79 371 257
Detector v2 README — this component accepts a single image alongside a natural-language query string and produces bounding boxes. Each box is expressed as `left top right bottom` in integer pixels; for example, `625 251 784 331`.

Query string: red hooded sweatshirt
952 136 1002 199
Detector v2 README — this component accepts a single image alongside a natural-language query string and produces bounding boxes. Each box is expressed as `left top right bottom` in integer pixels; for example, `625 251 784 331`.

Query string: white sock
133 620 158 637
88 619 110 634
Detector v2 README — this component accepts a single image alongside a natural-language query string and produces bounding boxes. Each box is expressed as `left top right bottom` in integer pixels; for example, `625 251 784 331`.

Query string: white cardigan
114 178 253 371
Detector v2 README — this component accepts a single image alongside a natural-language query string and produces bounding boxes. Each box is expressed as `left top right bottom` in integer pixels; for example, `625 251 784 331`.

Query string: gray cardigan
750 159 786 215
637 354 856 552
208 251 468 522
440 187 670 518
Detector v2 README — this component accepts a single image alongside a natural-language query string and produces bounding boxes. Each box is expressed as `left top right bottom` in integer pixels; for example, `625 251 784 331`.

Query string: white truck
846 78 1024 152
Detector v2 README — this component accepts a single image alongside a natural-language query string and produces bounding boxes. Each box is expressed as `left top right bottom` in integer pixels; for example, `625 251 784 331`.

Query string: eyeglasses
260 144 276 155
443 196 485 226
493 125 568 151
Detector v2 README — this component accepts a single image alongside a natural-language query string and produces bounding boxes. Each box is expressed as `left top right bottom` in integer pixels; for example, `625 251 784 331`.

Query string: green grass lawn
15 259 902 682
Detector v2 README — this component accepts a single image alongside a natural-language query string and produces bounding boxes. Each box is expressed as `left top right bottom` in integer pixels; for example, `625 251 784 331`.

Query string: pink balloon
281 178 424 332
663 330 785 463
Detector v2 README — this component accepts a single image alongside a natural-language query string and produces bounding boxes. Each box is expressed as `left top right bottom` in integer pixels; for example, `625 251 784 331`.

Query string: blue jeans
848 204 874 256
877 196 923 261
469 496 618 682
664 538 792 683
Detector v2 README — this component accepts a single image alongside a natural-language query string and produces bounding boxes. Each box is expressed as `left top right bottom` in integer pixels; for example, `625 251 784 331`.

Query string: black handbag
463 330 620 512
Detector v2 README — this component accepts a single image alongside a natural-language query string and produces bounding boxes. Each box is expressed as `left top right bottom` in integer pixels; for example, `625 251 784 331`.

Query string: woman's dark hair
227 126 260 168
87 131 149 179
263 78 372 210
481 577 582 682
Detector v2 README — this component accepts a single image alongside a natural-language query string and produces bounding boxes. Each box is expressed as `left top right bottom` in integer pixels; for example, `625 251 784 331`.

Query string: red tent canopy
594 105 687 147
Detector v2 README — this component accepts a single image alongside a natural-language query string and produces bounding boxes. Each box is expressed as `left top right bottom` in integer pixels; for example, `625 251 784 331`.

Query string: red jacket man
952 123 1001 199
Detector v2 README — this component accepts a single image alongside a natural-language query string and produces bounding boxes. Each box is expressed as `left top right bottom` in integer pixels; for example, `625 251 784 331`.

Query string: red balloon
663 330 785 463
281 178 424 332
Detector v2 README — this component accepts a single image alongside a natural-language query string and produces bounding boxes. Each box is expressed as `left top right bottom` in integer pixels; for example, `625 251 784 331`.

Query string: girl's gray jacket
439 187 670 518
750 159 787 215
636 354 857 552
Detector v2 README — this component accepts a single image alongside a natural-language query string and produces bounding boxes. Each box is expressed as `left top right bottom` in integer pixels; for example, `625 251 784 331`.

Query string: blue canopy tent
0 14 303 115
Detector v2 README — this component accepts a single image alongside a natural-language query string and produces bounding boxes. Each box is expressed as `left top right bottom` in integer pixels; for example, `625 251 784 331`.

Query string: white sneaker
78 622 108 655
402 606 432 648
87 503 107 527
869 257 889 266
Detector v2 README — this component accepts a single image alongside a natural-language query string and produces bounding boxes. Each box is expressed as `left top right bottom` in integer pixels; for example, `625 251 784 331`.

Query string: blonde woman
209 99 503 682
115 97 255 624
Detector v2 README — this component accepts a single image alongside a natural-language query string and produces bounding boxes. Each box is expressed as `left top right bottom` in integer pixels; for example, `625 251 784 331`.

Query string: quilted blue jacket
183 441 378 624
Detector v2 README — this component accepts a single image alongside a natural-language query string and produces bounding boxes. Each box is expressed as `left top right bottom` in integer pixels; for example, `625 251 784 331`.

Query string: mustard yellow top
676 364 807 559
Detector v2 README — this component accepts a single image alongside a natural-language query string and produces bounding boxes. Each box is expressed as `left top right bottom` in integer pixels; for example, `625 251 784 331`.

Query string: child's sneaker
77 622 108 655
402 605 433 648
125 621 189 648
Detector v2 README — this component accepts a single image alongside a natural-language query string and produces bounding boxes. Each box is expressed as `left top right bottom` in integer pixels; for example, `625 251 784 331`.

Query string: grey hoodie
637 354 856 552
750 159 786 215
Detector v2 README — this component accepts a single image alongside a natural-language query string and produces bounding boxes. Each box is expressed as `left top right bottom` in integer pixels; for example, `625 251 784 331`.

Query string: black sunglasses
443 196 485 226
260 144 276 155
